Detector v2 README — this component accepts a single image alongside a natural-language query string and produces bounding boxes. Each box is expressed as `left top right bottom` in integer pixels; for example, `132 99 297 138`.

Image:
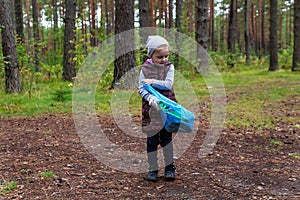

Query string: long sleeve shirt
138 61 175 102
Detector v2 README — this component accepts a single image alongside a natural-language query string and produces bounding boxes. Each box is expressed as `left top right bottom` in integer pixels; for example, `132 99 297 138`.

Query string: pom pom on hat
146 35 169 57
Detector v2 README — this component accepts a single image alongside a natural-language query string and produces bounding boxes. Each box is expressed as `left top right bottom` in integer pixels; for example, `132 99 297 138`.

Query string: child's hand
148 96 159 110
142 79 154 85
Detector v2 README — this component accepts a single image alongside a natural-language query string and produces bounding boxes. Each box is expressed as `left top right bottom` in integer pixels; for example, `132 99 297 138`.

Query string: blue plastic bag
143 84 195 133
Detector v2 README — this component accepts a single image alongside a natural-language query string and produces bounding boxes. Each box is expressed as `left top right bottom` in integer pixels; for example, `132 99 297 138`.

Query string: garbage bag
143 84 195 133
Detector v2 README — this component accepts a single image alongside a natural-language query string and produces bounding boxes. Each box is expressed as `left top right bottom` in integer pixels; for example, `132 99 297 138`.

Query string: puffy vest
141 61 177 134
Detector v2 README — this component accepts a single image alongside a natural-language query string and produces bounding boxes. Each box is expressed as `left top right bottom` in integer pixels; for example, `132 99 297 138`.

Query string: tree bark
168 0 173 29
158 0 164 27
285 3 290 47
15 0 24 42
256 0 262 56
0 0 22 93
250 2 255 54
292 0 300 71
112 0 136 88
105 0 114 35
175 0 183 33
105 0 112 35
89 0 97 46
228 0 238 53
261 0 266 55
110 0 115 31
25 0 31 53
195 0 209 51
164 0 168 29
245 0 251 65
139 0 150 43
209 0 215 51
149 0 155 27
289 2 293 46
32 0 40 70
63 0 76 81
99 0 106 41
174 0 183 67
279 9 283 48
52 0 58 51
195 0 209 69
269 0 278 71
78 1 87 51
219 2 227 50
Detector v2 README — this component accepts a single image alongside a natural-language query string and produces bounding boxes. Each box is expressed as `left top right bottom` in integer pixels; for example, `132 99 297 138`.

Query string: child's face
151 45 169 66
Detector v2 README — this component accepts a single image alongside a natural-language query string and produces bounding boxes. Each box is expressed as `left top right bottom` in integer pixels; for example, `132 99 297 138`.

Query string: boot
144 170 158 182
164 163 176 181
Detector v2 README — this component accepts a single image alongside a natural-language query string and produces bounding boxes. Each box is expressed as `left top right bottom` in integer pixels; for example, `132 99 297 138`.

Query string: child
138 35 176 182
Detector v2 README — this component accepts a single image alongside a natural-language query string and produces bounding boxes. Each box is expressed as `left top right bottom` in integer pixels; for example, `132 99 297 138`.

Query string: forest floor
0 94 299 200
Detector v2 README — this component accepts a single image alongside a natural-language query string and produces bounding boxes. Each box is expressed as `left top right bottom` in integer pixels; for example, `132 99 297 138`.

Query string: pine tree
0 0 22 93
292 0 300 71
63 0 76 81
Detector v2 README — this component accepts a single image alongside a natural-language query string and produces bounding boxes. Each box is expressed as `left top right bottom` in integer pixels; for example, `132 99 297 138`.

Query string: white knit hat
146 35 169 57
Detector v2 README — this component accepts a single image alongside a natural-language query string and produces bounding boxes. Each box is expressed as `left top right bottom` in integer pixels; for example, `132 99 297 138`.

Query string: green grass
39 171 55 178
0 81 73 117
0 66 299 131
0 181 18 195
221 68 300 128
270 139 284 146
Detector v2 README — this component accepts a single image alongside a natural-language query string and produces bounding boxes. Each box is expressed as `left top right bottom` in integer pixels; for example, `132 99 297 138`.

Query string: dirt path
0 97 299 199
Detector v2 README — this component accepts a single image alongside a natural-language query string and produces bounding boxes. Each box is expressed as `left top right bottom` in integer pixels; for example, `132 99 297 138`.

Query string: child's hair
146 35 169 58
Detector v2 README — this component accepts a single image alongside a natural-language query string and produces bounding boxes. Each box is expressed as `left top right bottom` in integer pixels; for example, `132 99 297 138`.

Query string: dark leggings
147 128 173 171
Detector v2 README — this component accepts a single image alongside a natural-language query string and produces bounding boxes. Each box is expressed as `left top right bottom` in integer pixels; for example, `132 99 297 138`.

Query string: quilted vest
141 61 177 134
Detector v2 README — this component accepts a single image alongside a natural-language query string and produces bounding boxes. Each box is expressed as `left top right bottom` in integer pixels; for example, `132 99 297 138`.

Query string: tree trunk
99 0 106 41
219 2 226 50
169 0 173 28
105 0 115 35
52 0 58 51
209 0 215 51
164 0 168 29
110 0 115 31
292 0 300 71
105 0 112 35
188 0 194 32
63 0 76 81
25 0 31 53
260 0 266 55
250 2 256 54
149 0 156 27
245 0 251 65
0 0 22 93
112 0 136 88
158 0 164 27
14 0 24 42
175 0 183 33
174 0 183 67
139 0 150 43
286 3 291 47
256 0 262 56
228 0 238 53
269 0 278 71
89 0 97 46
195 0 209 69
32 0 40 71
279 10 283 48
195 0 209 51
149 0 155 27
289 2 293 47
